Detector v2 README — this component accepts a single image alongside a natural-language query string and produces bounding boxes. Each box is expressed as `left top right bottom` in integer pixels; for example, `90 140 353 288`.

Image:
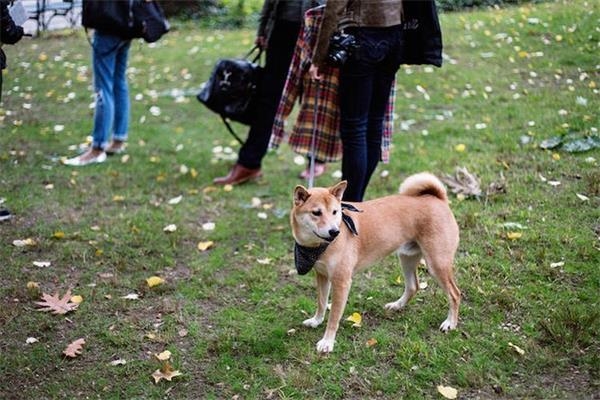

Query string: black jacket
1 0 25 69
401 0 443 67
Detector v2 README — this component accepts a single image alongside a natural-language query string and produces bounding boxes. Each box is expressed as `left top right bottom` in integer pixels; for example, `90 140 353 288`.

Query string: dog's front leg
316 277 351 353
303 272 330 328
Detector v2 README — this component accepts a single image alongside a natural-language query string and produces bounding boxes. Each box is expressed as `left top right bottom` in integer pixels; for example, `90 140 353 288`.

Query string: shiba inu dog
291 173 461 353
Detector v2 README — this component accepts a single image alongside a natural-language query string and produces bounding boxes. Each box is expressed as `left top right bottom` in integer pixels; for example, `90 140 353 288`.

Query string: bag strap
245 45 264 64
221 115 245 146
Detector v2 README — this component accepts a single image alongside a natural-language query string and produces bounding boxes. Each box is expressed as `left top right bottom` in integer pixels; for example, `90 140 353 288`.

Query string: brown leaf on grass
63 338 85 358
35 289 79 314
152 361 182 383
441 167 482 198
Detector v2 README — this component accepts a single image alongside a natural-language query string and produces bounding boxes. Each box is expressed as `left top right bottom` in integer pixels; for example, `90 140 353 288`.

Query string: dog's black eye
312 210 322 217
333 209 338 215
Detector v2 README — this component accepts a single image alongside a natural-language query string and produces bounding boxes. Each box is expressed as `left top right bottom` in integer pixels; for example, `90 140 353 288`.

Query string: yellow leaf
190 168 199 178
146 276 165 288
27 281 40 290
552 153 560 161
437 385 458 399
506 231 523 240
454 143 466 152
395 275 403 285
223 184 234 192
346 312 362 327
112 195 125 202
70 295 84 304
197 241 214 252
53 231 65 239
155 350 172 361
366 338 378 347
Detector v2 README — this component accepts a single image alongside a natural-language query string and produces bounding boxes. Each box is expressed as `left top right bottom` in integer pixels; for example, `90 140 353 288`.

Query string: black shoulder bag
196 46 264 145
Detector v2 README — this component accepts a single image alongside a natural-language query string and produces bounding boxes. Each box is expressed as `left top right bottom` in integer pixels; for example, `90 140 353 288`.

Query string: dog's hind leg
424 253 461 332
303 272 330 328
384 253 421 311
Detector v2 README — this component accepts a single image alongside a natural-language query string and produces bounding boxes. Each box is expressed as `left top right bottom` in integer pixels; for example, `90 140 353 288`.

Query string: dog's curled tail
399 172 448 202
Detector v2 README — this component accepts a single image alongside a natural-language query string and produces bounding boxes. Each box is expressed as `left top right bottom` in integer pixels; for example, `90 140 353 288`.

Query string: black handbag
82 0 169 43
197 46 264 144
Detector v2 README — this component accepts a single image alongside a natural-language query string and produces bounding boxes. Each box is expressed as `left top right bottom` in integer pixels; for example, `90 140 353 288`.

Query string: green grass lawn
1 0 599 398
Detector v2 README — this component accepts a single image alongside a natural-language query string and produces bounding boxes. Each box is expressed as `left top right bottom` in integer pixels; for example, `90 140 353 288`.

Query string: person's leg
90 32 121 151
338 74 371 201
360 26 404 199
107 40 131 153
339 27 403 201
215 20 300 184
237 20 300 170
64 32 121 166
338 34 375 202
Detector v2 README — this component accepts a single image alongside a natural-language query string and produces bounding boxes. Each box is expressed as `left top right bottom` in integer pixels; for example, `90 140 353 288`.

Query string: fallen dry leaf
33 261 51 268
155 350 172 361
197 241 214 252
366 338 378 347
70 295 84 304
346 312 362 328
437 385 458 399
146 276 165 288
163 224 177 233
63 338 85 358
13 238 36 247
152 362 182 383
442 167 482 198
508 342 525 355
27 281 40 290
168 195 183 205
506 231 523 240
35 289 79 314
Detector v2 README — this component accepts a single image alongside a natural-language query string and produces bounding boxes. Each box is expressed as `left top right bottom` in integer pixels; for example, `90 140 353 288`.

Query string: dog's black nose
328 229 340 239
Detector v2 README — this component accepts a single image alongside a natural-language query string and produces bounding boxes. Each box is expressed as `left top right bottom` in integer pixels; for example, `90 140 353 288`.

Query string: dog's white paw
316 338 335 353
303 317 323 328
439 318 457 332
384 300 405 311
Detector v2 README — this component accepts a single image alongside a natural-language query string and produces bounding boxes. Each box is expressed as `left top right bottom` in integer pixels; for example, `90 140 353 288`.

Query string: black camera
327 31 359 66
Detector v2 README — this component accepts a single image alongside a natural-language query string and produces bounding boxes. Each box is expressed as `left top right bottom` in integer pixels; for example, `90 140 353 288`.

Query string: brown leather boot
213 163 262 185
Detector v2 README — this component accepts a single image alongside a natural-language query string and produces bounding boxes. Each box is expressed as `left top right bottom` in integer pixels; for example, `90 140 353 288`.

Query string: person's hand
309 64 323 81
255 36 267 50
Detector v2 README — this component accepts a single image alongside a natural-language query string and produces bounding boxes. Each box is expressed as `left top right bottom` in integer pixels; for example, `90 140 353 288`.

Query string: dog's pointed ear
294 185 311 206
330 180 347 201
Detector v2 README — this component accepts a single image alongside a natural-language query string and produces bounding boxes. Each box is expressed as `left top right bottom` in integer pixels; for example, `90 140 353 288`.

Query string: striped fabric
270 5 396 163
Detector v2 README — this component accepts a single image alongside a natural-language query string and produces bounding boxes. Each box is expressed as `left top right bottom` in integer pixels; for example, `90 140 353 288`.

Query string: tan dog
291 172 461 353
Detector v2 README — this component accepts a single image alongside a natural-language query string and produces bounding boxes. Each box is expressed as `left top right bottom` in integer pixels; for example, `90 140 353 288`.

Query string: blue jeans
339 25 404 201
91 32 131 150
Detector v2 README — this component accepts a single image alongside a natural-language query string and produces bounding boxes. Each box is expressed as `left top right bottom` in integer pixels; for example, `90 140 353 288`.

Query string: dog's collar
294 203 362 275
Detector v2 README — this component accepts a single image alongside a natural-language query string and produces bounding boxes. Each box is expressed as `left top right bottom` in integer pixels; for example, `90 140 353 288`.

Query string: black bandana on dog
294 242 329 275
294 203 362 275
